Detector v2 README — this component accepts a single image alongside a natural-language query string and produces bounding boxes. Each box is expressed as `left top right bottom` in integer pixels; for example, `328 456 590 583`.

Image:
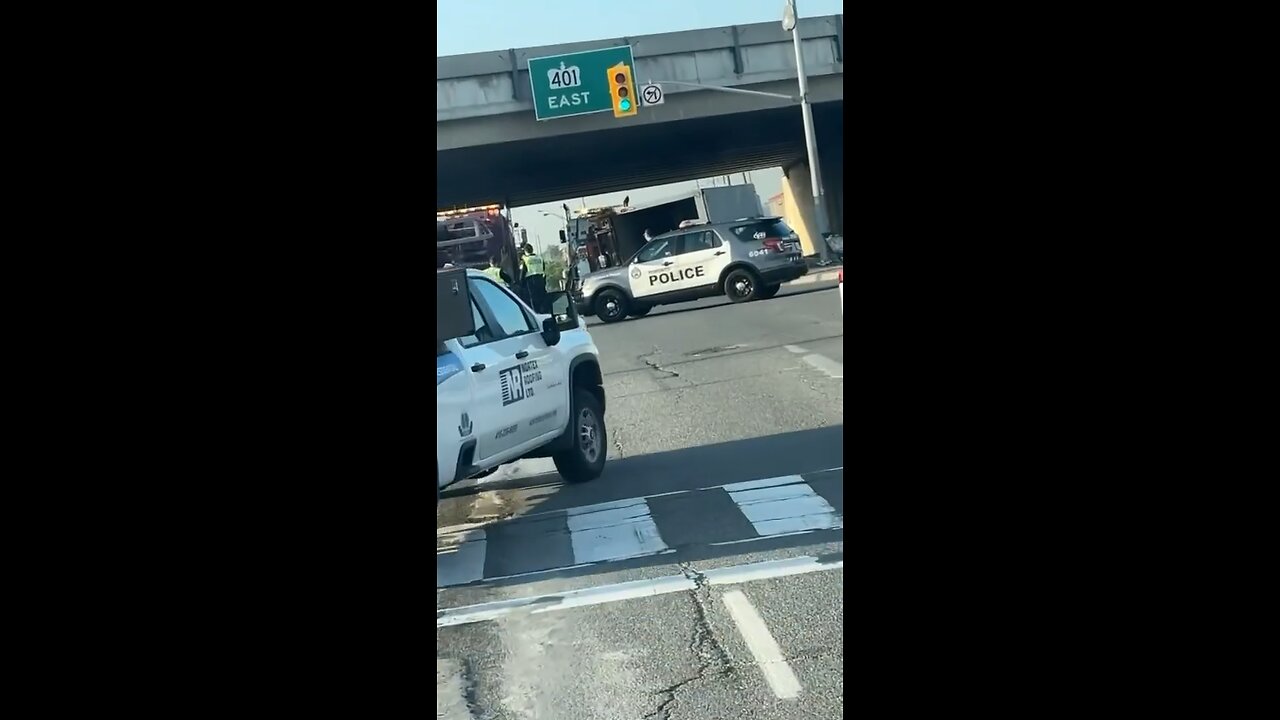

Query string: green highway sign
527 45 636 121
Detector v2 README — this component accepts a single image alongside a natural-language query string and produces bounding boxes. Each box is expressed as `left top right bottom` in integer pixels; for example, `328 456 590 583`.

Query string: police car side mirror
541 317 561 346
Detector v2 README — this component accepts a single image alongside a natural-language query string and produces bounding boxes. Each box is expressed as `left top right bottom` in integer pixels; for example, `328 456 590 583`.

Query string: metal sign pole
786 0 832 264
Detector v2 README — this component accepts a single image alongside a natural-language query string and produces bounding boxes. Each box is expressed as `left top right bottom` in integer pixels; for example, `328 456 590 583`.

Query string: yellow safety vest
481 266 505 284
522 254 545 276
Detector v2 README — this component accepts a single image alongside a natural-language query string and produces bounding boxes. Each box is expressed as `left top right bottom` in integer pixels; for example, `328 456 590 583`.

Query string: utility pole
784 0 832 264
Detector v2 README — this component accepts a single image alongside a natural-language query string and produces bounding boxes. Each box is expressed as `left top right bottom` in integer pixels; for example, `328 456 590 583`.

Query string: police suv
573 217 807 323
437 268 607 504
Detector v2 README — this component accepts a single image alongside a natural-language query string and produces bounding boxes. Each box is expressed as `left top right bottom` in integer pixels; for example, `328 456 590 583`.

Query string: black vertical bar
730 25 743 75
508 48 520 100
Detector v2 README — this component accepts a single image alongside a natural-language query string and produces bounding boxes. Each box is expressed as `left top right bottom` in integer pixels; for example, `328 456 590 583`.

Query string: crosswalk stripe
567 498 669 564
725 479 841 536
436 472 843 588
720 474 806 492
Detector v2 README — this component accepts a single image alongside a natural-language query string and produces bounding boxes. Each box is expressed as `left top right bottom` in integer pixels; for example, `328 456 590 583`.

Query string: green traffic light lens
620 99 631 111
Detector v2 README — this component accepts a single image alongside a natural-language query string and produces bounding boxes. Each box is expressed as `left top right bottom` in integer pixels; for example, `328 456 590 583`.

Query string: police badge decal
630 266 641 279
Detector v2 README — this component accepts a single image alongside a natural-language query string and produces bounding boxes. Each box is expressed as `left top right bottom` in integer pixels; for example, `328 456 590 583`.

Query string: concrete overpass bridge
436 15 844 233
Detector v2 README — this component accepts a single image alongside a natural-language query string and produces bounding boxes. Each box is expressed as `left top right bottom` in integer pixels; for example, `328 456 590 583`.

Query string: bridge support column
818 149 843 235
781 161 840 256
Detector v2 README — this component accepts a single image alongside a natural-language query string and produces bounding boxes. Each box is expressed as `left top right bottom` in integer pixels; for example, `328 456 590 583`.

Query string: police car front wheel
724 268 762 303
595 289 629 323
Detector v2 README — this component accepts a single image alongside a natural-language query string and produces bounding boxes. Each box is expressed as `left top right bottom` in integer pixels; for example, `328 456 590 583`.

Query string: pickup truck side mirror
545 290 580 332
541 317 561 346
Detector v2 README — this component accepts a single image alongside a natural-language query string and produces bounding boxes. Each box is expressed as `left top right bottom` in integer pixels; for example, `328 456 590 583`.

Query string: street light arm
646 79 797 103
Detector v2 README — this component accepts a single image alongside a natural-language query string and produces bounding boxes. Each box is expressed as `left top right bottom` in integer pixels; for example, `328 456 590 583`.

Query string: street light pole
784 0 832 264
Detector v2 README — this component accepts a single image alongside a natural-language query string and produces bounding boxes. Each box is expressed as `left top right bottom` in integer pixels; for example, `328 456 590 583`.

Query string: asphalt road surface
437 275 844 719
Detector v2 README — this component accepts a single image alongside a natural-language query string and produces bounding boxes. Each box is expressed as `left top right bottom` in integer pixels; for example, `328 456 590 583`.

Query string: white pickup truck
437 269 608 504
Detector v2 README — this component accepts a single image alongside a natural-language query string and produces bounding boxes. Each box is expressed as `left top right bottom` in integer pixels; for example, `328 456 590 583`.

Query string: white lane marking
514 473 808 521
722 590 803 699
802 353 843 379
721 474 806 493
702 553 843 585
567 498 669 564
784 344 808 354
480 562 595 584
436 530 487 587
551 572 690 611
565 496 650 519
438 574 697 627
710 529 826 546
755 513 842 535
437 554 843 628
728 484 819 505
727 481 841 536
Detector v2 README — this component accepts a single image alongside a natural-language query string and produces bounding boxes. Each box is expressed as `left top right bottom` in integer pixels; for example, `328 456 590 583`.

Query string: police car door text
649 265 705 286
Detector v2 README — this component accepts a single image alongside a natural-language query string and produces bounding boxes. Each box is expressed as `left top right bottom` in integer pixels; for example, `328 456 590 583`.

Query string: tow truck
437 204 523 292
437 267 608 506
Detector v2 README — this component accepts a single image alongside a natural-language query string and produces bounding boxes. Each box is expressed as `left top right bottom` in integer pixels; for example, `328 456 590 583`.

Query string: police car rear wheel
553 388 607 483
758 283 781 299
595 289 629 323
628 305 652 318
725 268 762 303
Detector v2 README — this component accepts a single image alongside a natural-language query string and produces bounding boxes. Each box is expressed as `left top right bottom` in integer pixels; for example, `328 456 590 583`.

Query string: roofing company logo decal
499 366 526 406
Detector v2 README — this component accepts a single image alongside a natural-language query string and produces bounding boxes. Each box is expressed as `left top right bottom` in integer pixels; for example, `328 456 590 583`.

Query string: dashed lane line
722 589 803 700
801 353 843 379
782 344 843 379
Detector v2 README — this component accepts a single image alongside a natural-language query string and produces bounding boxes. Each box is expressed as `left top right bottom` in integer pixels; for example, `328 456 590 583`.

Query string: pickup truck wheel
595 289 629 323
553 388 607 483
724 268 762 303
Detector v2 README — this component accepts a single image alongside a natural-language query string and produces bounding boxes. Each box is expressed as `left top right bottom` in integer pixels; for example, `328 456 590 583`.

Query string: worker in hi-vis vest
520 243 547 313
481 256 507 286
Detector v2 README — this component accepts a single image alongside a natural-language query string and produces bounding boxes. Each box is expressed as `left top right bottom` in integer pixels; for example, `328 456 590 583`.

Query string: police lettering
648 266 706 286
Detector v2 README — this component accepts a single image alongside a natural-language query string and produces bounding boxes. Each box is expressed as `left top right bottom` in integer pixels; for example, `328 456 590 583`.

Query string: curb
787 268 842 286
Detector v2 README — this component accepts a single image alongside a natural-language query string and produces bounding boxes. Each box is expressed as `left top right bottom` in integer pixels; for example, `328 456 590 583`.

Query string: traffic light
608 63 636 118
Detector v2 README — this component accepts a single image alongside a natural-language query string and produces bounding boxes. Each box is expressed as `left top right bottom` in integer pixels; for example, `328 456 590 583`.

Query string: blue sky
437 0 843 252
437 0 845 57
